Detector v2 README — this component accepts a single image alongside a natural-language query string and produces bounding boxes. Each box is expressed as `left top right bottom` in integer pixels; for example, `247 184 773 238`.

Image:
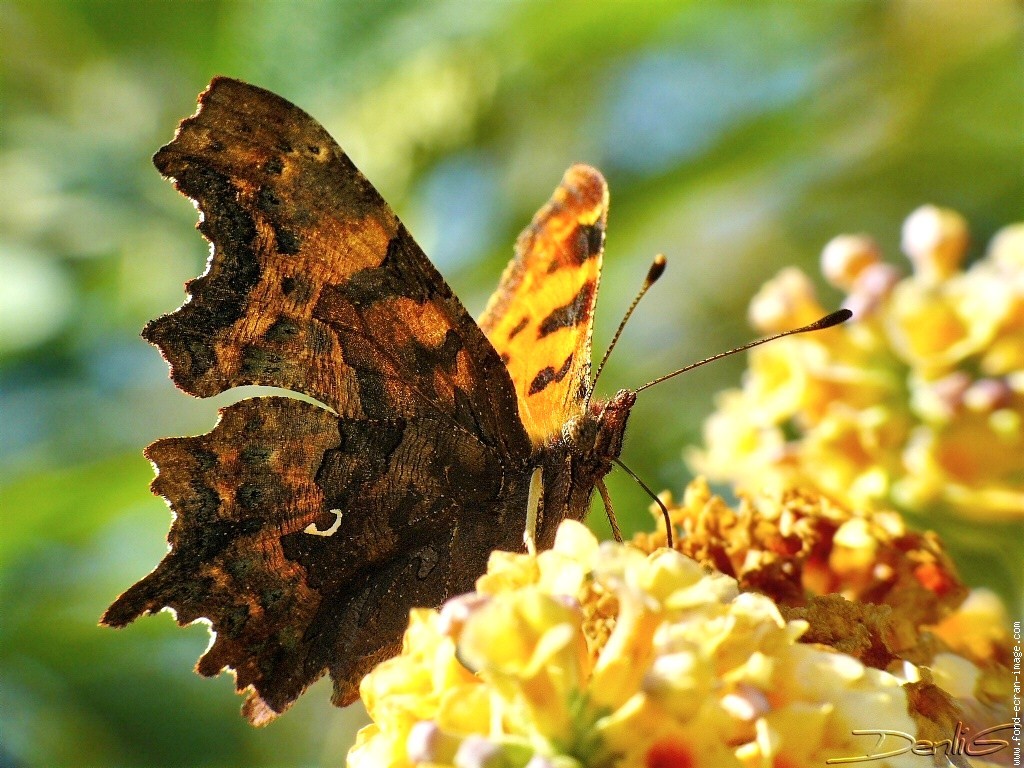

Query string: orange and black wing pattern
480 165 608 446
103 78 533 724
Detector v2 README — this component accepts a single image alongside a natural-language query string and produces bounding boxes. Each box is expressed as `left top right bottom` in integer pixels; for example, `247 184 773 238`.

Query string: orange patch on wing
480 165 608 445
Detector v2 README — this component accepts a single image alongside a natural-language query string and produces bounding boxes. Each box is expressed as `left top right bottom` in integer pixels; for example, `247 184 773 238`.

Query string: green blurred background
2 1 1021 765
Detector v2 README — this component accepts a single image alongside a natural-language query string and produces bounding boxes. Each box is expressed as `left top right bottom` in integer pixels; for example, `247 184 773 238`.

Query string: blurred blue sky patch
602 50 811 173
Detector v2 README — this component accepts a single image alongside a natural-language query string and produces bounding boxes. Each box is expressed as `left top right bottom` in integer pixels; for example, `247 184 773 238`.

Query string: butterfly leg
523 466 544 556
596 479 623 543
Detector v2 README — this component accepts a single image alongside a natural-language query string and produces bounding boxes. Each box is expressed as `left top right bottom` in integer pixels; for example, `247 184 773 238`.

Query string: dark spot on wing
257 186 281 209
332 229 436 307
545 222 604 273
508 317 528 340
528 353 573 396
218 603 250 635
264 317 300 342
240 445 273 464
274 227 301 255
579 222 604 260
538 281 594 338
236 483 265 510
414 545 440 580
240 345 284 377
190 446 218 472
190 517 263 566
254 185 301 254
281 273 312 302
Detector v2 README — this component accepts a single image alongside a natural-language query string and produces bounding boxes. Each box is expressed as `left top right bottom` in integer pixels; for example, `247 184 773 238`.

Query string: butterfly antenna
612 458 674 548
634 309 852 394
586 254 667 409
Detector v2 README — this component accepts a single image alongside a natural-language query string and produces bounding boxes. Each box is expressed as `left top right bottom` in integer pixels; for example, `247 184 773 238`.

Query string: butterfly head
565 387 636 466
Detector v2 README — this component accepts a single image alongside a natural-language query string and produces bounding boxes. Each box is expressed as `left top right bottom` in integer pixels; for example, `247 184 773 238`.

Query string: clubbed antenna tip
810 308 853 330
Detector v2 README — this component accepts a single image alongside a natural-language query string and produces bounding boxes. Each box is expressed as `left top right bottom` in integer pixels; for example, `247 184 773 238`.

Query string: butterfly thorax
532 388 636 549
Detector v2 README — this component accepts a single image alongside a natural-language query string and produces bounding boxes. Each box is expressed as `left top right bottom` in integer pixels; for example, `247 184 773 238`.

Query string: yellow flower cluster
689 209 1024 520
348 507 1005 768
634 480 1013 740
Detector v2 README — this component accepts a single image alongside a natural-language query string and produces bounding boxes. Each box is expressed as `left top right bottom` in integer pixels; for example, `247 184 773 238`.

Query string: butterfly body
103 77 630 724
527 388 636 548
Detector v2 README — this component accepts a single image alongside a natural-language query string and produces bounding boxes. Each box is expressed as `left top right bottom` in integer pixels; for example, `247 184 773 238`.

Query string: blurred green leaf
0 456 151 563
2 0 1021 763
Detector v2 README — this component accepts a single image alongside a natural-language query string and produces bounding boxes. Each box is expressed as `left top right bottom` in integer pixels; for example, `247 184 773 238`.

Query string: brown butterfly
102 78 849 725
102 77 636 725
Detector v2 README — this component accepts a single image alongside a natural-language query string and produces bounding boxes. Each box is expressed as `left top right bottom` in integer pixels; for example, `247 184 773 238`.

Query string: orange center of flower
645 739 694 768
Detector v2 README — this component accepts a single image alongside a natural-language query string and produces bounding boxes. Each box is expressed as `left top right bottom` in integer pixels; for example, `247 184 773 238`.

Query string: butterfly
101 77 640 725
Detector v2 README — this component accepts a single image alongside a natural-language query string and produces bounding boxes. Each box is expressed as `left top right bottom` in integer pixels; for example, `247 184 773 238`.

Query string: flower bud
987 222 1024 271
843 262 901 317
963 377 1014 412
901 205 969 282
748 268 823 333
407 722 460 764
821 234 881 290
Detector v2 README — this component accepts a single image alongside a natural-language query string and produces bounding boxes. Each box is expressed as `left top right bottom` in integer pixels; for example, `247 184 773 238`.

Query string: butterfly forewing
146 77 529 459
479 165 608 446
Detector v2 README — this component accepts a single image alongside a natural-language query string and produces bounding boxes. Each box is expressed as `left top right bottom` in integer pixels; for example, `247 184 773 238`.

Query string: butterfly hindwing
103 398 525 722
480 165 608 446
103 398 340 722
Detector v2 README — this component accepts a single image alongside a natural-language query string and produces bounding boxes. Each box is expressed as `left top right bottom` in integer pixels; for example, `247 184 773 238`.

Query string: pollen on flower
690 209 1024 521
636 477 966 621
645 740 695 768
